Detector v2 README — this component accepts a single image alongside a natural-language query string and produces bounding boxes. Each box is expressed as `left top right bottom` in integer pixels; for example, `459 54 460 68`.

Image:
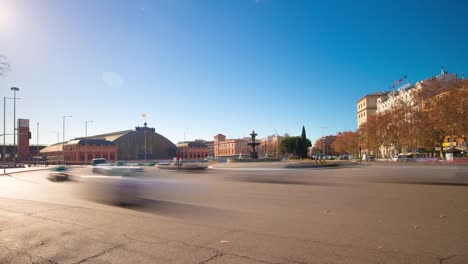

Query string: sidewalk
0 166 51 175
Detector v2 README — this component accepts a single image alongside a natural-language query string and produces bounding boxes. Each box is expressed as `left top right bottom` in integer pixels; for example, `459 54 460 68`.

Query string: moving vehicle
362 154 375 161
47 165 68 181
80 165 144 205
157 158 209 170
91 158 108 166
395 153 436 162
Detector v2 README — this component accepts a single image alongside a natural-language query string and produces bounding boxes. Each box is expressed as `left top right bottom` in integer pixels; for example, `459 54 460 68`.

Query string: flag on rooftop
392 75 408 88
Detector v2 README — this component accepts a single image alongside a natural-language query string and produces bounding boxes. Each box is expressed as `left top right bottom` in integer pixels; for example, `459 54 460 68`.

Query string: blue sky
1 0 467 145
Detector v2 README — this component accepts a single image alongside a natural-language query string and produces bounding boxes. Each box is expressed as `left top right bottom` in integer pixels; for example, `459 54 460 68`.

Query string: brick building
176 140 210 160
313 135 337 157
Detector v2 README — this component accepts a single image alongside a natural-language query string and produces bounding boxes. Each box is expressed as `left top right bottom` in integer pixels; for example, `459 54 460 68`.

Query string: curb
0 167 51 176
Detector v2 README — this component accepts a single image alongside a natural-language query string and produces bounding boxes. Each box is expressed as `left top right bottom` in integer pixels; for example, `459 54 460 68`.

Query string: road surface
0 162 467 263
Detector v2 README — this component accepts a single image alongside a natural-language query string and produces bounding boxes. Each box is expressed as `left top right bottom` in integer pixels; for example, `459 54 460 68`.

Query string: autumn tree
451 80 468 148
358 115 382 156
332 131 359 155
412 78 463 157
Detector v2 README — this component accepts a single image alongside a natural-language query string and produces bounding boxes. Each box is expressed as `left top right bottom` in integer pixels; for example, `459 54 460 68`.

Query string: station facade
40 123 177 164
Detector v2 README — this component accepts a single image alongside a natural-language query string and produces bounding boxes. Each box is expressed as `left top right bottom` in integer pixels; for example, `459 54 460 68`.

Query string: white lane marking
210 167 297 171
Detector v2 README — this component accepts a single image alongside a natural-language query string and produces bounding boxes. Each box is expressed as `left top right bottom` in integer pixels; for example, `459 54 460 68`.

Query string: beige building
377 68 458 114
260 135 283 158
214 134 253 158
356 91 389 128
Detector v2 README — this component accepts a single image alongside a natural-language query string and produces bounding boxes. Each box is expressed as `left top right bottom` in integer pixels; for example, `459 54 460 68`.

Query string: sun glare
0 2 14 32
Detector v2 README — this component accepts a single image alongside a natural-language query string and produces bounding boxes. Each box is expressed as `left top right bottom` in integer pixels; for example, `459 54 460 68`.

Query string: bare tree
0 55 11 77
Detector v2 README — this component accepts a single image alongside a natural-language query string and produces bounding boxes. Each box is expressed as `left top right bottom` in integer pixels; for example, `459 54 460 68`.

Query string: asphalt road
0 162 467 264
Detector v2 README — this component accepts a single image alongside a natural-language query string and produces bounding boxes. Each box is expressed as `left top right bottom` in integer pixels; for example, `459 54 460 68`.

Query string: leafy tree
280 137 296 157
280 135 311 158
299 126 311 158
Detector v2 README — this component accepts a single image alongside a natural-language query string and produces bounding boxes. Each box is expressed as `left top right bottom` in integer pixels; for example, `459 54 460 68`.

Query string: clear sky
1 0 467 146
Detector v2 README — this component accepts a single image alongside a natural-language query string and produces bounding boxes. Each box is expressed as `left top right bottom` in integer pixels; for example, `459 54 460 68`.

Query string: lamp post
36 122 39 159
3 97 7 173
62 115 72 164
85 120 93 166
10 87 19 162
320 127 328 158
273 129 279 158
3 96 18 171
144 130 147 161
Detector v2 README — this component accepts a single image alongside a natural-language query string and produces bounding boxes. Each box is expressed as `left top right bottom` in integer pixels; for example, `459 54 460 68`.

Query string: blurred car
91 158 108 166
80 166 144 205
157 159 209 170
47 165 68 181
362 154 375 161
91 158 116 173
215 157 227 163
396 153 417 162
339 155 349 160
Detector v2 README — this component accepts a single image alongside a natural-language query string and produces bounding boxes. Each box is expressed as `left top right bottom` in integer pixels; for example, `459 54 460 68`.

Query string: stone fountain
248 130 260 159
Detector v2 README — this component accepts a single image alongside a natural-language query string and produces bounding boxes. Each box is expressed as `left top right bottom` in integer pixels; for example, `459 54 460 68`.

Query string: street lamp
62 115 72 164
3 97 8 173
144 129 147 161
10 87 19 162
3 96 19 171
320 127 328 158
85 120 93 166
36 122 39 159
274 129 279 158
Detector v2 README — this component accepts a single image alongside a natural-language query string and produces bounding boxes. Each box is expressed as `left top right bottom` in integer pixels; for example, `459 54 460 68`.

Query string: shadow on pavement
128 199 233 220
227 177 343 186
